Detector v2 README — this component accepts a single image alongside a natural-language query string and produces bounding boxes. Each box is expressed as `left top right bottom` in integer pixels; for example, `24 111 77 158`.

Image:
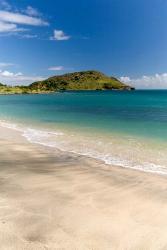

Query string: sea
0 90 167 175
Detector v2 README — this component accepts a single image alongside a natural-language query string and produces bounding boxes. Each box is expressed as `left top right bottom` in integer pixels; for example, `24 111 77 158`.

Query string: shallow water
0 90 167 174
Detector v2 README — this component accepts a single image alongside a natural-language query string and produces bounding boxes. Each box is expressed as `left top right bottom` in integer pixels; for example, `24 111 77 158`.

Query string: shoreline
0 89 134 95
1 126 167 249
1 119 167 176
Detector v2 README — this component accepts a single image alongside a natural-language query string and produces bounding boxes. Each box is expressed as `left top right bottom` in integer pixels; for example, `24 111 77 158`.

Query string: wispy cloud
0 70 45 85
0 21 26 32
0 62 14 67
24 6 41 17
50 29 71 41
0 11 48 27
0 0 11 10
48 66 74 72
0 1 48 35
48 66 65 71
0 2 72 42
20 34 38 39
120 73 167 89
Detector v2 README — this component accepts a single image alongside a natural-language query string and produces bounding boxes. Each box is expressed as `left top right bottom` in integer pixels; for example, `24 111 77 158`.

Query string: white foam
0 120 22 132
0 119 167 176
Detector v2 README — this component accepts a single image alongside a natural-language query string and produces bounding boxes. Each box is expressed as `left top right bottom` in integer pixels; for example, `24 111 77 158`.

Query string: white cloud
120 76 131 84
51 29 71 41
120 73 167 89
0 70 45 85
0 70 23 77
48 66 64 71
0 11 48 27
0 8 48 34
0 21 22 32
24 6 41 17
0 2 48 35
1 70 14 77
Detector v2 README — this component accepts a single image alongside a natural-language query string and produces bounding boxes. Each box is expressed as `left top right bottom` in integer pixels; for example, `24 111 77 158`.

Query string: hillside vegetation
0 84 49 94
30 71 134 91
0 71 134 94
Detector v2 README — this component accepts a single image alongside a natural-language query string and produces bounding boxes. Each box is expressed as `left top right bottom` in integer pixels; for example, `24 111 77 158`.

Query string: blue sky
0 0 167 88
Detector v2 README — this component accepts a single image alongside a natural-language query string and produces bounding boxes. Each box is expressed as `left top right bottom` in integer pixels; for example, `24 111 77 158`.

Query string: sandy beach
0 126 167 250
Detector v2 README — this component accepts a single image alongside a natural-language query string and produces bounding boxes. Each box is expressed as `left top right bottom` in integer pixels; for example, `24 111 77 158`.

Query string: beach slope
0 126 167 250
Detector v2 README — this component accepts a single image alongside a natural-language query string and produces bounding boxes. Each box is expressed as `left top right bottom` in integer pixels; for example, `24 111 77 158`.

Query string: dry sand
0 126 167 249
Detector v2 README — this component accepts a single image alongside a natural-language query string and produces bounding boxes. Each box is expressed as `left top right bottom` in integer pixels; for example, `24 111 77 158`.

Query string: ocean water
0 90 167 174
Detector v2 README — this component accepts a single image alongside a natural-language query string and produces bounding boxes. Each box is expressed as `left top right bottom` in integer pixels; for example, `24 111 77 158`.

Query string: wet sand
1 126 167 249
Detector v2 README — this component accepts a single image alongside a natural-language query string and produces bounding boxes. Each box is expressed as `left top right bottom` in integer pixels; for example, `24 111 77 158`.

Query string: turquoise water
0 90 167 174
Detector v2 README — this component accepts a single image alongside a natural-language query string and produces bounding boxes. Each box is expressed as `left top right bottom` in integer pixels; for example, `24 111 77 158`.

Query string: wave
0 120 167 176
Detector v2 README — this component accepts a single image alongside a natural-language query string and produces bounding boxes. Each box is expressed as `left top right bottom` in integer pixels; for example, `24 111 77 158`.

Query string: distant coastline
0 70 134 94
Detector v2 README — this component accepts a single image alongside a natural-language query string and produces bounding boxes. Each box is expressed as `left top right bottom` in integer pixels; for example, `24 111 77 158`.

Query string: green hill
30 71 134 91
0 71 134 94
